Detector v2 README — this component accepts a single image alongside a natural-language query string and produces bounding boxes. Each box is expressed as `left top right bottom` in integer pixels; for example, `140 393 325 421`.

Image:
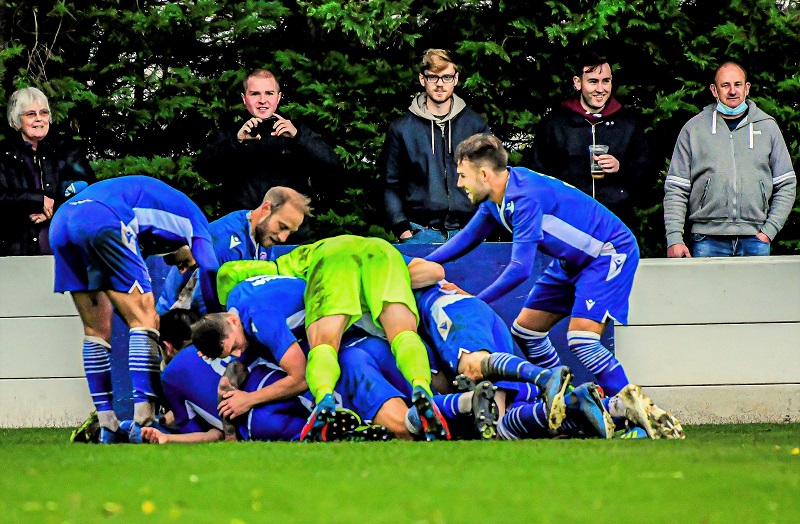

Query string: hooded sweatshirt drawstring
409 92 468 157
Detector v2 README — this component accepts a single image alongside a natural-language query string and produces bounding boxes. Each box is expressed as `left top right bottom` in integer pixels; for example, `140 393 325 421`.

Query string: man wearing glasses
382 49 490 244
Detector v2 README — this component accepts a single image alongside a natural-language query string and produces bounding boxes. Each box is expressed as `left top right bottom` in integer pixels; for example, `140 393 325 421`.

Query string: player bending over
50 175 221 443
425 135 683 439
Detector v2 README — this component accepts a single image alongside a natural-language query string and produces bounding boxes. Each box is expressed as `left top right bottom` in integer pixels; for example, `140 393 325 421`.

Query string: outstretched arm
425 211 496 264
476 241 537 304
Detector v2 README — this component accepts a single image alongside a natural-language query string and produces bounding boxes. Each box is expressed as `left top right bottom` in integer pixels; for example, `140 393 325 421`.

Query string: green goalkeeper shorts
301 235 419 330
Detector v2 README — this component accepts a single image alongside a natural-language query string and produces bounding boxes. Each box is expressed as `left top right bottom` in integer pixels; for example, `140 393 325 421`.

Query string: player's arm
191 236 222 312
217 343 308 419
407 258 446 289
425 210 496 264
476 241 537 304
216 260 279 306
141 426 224 444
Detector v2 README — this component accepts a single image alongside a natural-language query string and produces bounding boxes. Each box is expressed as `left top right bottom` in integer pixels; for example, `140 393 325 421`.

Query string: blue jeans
399 222 461 244
691 234 771 257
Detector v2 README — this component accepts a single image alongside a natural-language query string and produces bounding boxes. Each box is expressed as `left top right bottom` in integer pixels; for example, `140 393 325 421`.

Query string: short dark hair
454 133 508 172
574 51 611 78
713 61 748 85
159 309 200 350
191 313 230 359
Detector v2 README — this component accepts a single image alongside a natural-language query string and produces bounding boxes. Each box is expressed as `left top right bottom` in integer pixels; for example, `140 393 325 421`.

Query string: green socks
390 330 433 396
306 344 340 403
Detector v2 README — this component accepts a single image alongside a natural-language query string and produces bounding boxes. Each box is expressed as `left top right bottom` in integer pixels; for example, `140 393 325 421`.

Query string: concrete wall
1 252 798 428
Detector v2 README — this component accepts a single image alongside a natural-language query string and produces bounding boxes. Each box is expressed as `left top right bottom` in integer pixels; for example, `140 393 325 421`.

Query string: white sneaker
608 384 685 440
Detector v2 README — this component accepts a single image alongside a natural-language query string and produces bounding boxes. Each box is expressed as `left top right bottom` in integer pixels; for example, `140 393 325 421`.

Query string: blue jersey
415 283 520 376
156 210 276 314
162 344 310 440
55 175 220 309
227 275 308 365
161 344 237 433
428 167 635 303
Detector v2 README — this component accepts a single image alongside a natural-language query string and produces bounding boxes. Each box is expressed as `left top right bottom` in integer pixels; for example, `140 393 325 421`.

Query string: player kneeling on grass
424 134 683 439
216 235 450 441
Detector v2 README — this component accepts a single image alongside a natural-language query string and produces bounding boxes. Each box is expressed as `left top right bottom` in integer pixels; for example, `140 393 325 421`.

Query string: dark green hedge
2 0 798 255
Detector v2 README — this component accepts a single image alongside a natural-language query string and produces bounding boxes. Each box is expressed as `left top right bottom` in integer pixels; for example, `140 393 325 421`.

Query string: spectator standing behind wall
664 61 797 258
382 49 491 244
197 69 340 231
528 52 651 234
0 87 95 256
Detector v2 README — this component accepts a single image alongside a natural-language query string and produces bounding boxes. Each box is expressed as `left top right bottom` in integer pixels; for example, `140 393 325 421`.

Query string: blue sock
567 330 629 396
83 336 113 412
433 393 464 420
495 380 541 403
511 322 562 368
481 352 551 388
129 328 161 403
497 401 549 440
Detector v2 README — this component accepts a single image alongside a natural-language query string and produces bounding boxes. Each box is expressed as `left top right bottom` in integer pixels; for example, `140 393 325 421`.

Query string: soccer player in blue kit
425 134 683 439
49 175 222 442
156 186 309 314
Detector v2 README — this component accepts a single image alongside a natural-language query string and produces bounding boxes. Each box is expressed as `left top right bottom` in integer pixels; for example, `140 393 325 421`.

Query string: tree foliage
1 0 798 255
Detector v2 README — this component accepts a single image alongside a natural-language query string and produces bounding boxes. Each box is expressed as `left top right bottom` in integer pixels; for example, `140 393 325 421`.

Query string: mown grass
1 424 798 523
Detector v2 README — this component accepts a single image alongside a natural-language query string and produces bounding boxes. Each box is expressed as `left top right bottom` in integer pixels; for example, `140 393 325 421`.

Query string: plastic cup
589 144 609 179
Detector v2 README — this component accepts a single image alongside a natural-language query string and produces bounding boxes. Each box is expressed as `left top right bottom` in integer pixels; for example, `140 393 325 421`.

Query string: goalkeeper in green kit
217 235 450 441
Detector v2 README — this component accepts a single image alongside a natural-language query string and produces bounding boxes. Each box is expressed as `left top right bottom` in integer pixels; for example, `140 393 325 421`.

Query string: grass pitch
1 424 798 523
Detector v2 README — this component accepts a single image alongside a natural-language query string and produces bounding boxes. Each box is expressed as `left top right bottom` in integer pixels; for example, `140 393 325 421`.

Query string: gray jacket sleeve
761 123 797 240
663 124 693 247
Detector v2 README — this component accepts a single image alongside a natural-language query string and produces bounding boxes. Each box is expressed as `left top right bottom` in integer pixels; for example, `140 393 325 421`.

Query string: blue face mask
716 99 747 116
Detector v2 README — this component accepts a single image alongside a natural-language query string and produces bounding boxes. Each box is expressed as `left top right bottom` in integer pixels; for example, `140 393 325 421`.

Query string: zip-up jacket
0 131 95 256
528 97 651 231
382 93 490 236
664 100 796 246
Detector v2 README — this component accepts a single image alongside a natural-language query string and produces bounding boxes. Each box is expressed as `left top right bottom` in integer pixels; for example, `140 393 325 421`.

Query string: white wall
616 256 800 424
1 255 798 428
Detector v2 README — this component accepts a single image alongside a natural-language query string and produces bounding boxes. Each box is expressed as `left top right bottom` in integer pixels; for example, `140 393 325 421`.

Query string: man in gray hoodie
382 49 491 243
664 61 796 257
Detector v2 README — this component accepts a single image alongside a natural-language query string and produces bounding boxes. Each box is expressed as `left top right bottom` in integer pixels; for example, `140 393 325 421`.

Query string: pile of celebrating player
58 134 684 444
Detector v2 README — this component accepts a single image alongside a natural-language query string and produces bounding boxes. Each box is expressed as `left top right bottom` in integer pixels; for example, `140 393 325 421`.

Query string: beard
254 216 273 248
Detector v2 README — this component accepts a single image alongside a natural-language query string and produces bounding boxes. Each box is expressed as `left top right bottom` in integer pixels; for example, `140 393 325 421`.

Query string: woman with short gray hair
0 87 95 255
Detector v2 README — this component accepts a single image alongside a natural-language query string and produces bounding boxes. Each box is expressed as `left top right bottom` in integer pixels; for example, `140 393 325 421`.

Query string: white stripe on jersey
132 207 194 246
185 400 224 430
542 214 604 258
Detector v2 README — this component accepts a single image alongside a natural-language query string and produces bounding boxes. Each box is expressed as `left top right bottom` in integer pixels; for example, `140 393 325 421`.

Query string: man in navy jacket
382 49 490 243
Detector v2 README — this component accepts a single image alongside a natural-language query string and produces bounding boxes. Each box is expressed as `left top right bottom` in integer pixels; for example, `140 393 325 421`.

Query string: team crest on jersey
120 221 138 253
606 253 627 281
505 200 515 214
229 235 242 249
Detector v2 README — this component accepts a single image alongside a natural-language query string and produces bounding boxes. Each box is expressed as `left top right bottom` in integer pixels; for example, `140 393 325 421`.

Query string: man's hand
30 213 48 224
271 113 297 138
440 281 471 295
756 232 771 243
218 389 254 419
399 230 413 240
141 426 170 444
237 117 263 142
596 154 620 173
667 243 691 258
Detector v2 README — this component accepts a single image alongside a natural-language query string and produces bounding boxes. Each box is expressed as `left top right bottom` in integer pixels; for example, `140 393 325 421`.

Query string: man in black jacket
529 52 651 233
197 69 339 227
1 87 95 256
382 49 491 243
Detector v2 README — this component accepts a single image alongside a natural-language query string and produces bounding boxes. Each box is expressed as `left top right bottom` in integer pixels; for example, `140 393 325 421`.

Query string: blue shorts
524 241 639 324
239 365 311 442
50 201 152 294
338 336 411 423
422 295 520 376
